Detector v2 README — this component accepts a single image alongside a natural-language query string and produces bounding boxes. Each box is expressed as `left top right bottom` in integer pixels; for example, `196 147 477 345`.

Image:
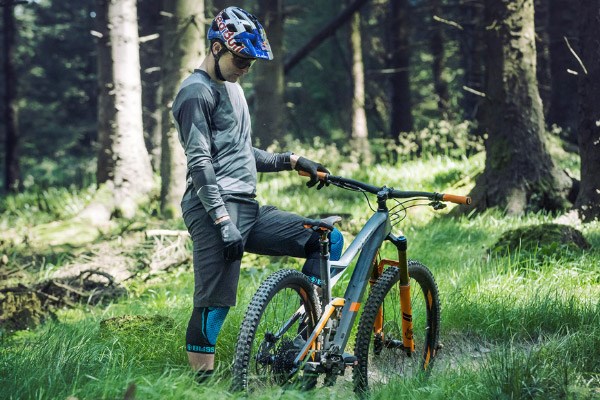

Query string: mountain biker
172 6 343 382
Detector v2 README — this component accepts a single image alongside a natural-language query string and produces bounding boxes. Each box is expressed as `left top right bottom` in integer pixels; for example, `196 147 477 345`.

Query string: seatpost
319 230 331 310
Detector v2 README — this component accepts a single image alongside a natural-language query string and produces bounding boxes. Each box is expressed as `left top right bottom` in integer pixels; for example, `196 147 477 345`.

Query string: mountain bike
231 171 471 395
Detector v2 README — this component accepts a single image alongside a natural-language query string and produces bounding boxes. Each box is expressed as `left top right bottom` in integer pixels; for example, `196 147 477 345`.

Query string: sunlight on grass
1 153 599 399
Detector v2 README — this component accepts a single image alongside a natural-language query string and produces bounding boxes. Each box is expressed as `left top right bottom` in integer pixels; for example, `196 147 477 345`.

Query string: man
172 7 343 382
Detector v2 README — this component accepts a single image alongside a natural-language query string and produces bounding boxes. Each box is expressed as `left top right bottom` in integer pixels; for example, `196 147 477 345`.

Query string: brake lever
429 201 447 210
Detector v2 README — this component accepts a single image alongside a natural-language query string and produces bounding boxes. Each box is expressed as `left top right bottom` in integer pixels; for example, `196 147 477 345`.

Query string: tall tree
573 1 600 221
83 0 154 223
253 0 285 147
547 0 579 143
159 0 205 218
430 0 450 117
349 11 370 163
2 0 22 192
458 0 484 122
389 0 413 140
470 0 570 214
138 0 163 171
534 0 551 117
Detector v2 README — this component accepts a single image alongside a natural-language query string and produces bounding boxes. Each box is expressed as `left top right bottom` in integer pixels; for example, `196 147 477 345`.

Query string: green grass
1 152 599 399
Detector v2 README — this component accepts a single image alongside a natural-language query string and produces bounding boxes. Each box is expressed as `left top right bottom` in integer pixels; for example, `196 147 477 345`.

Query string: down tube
332 211 390 350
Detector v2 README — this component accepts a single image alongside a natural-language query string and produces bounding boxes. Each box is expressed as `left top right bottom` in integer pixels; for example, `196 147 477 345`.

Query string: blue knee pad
302 228 344 285
186 306 229 354
329 228 343 261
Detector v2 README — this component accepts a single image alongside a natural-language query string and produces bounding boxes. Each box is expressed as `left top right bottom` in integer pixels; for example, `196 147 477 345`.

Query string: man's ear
211 41 222 56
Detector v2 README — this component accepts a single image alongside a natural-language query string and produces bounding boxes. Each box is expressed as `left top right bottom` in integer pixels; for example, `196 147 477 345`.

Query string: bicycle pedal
343 353 358 366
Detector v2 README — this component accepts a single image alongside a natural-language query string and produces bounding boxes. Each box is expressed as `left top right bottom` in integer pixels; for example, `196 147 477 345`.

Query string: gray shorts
182 196 313 307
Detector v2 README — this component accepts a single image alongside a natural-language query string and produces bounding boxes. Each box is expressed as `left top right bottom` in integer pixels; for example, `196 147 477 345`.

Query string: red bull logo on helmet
215 13 245 53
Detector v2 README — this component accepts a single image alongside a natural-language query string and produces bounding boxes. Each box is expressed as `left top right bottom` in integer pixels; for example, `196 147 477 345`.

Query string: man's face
213 42 256 83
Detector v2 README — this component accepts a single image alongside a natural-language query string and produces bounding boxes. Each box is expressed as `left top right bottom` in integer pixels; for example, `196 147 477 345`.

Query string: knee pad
329 228 343 261
186 306 229 354
302 228 344 285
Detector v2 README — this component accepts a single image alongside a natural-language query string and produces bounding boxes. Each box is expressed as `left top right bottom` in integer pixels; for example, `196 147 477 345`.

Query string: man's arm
174 88 228 223
253 148 294 172
252 147 329 189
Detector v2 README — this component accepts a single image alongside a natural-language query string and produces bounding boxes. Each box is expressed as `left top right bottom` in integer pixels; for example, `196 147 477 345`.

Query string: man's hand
293 157 330 189
218 219 244 261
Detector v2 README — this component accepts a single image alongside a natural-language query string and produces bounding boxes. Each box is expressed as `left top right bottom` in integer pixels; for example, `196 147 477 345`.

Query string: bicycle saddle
321 215 342 227
303 215 342 231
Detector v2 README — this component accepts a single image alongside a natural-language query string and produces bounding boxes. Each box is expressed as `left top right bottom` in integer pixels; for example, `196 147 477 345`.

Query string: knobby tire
231 269 321 392
353 260 441 395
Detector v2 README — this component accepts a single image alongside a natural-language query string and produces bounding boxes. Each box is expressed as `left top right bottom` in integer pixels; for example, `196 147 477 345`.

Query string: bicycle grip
442 193 472 205
298 170 328 180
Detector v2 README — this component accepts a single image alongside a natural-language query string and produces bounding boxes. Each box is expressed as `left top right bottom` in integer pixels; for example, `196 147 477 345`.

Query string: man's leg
301 227 344 285
244 205 344 282
186 306 230 381
182 198 258 381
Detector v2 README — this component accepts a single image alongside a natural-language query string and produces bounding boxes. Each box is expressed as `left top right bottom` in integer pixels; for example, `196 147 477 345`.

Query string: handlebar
298 170 472 205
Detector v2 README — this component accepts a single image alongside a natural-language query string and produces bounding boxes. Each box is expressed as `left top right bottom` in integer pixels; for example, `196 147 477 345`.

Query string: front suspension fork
370 234 414 354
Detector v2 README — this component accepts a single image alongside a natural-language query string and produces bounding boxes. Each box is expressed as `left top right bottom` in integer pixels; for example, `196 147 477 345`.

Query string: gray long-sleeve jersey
173 70 292 221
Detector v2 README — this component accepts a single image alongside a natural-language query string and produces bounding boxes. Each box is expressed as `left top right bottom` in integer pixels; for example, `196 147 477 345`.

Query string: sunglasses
229 50 256 69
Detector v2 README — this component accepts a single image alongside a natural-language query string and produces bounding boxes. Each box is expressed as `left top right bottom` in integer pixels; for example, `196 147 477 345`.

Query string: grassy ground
1 153 599 400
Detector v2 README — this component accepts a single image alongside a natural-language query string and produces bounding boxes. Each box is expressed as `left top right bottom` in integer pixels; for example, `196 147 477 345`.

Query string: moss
0 291 49 332
490 223 591 256
28 220 104 247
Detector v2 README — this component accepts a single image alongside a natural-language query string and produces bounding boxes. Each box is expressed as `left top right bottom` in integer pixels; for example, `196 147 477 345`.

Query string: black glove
303 218 334 231
219 219 244 261
294 157 330 190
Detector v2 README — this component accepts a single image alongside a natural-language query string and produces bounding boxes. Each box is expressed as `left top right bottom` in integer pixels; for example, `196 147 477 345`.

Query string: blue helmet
207 7 273 61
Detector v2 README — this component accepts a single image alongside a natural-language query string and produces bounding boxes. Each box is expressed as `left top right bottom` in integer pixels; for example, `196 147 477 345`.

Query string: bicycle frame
293 202 415 368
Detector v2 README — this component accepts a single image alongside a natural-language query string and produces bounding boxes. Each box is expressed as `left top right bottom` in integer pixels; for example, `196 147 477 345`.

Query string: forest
0 0 599 399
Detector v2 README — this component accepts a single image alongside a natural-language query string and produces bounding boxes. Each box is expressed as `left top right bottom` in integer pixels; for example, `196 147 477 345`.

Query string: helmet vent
227 23 238 32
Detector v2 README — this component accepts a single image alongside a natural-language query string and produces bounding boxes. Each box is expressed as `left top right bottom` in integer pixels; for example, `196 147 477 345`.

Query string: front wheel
231 269 321 392
353 260 440 394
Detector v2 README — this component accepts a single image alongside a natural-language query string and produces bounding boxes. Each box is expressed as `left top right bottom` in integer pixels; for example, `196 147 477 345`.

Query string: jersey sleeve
253 148 293 172
173 84 228 222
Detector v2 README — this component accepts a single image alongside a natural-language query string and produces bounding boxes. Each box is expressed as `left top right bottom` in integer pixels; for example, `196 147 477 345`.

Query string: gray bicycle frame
297 208 392 360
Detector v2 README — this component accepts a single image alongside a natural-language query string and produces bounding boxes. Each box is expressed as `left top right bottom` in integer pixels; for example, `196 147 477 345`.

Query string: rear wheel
231 269 321 392
353 260 440 394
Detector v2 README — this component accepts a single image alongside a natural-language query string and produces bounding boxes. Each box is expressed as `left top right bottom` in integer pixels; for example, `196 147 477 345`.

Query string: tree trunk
85 0 154 223
430 0 450 118
95 0 115 187
459 0 484 122
548 0 579 143
574 1 600 221
349 11 371 164
2 1 22 192
389 0 413 140
138 0 163 171
159 0 204 218
470 0 571 214
253 0 285 147
534 0 551 119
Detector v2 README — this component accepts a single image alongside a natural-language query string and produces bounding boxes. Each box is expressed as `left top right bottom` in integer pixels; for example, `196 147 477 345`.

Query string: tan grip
298 170 328 180
442 193 472 205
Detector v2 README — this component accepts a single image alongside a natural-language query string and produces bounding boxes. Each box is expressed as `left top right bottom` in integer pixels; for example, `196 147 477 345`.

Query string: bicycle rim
353 260 440 394
232 269 321 392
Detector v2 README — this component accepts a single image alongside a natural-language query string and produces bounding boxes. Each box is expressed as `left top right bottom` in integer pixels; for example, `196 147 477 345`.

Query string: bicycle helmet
207 7 273 61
